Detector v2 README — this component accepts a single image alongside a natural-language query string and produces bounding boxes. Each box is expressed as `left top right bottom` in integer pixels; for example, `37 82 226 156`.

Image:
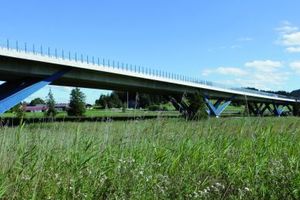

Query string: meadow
1 104 243 119
0 117 300 199
1 109 179 119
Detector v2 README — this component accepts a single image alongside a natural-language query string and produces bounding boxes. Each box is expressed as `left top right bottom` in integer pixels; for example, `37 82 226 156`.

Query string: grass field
1 109 180 119
1 117 300 199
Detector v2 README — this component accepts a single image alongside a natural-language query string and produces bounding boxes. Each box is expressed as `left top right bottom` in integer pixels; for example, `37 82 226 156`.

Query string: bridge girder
0 70 68 114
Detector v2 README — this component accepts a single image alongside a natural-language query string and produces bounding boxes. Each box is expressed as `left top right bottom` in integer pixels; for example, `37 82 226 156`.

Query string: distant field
1 105 244 120
1 109 180 118
2 105 287 119
1 117 300 199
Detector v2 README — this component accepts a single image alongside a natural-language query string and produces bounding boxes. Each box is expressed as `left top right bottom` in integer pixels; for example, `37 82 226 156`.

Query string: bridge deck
0 47 298 104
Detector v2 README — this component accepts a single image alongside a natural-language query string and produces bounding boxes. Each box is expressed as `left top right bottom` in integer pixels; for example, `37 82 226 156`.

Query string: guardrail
0 39 298 101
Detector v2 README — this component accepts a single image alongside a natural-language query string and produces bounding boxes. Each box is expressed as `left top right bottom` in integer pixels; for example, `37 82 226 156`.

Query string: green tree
46 89 57 117
95 94 109 108
293 103 300 116
185 92 208 120
95 92 122 108
110 92 122 108
15 103 25 118
68 88 86 116
29 98 45 106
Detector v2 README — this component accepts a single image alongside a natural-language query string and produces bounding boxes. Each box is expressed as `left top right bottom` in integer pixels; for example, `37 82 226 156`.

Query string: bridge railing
0 39 298 101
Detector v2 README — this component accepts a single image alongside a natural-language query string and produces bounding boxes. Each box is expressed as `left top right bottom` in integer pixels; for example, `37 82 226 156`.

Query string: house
55 103 69 111
24 104 47 113
23 103 70 112
86 104 93 110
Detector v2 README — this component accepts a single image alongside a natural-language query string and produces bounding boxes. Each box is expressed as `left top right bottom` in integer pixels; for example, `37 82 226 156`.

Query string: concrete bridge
0 41 299 117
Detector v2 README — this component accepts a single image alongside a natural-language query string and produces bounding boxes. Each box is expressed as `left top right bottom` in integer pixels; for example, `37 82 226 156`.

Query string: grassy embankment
1 117 300 199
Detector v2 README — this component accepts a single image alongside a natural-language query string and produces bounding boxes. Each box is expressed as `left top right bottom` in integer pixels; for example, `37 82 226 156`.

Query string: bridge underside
0 55 297 116
170 95 295 118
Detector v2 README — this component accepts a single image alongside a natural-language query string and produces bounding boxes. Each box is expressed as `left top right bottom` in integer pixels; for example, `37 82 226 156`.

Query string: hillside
291 89 300 97
246 87 300 98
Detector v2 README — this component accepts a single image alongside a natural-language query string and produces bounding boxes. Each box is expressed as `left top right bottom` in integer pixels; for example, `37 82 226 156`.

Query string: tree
95 92 122 108
68 88 86 116
45 89 57 117
185 93 208 120
291 89 300 98
95 94 109 108
293 103 300 116
110 92 122 108
14 103 25 118
29 98 45 106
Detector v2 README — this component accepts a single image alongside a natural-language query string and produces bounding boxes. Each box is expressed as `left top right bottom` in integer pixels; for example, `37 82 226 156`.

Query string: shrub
147 104 161 111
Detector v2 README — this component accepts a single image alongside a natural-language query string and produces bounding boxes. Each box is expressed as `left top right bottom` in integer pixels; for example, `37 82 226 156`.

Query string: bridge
0 40 299 117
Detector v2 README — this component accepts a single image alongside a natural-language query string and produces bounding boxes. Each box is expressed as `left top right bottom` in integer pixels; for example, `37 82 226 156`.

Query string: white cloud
201 69 213 76
276 21 300 53
236 37 253 42
230 45 241 49
290 61 300 74
201 59 289 90
281 32 300 46
245 60 282 72
215 67 248 76
227 71 289 90
276 21 299 34
201 67 247 77
286 47 300 53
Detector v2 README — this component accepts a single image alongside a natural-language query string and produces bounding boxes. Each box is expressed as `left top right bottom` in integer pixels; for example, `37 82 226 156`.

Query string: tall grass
0 117 300 199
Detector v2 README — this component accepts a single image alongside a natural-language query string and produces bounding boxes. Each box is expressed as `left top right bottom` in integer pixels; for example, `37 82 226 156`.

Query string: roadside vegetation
1 117 300 199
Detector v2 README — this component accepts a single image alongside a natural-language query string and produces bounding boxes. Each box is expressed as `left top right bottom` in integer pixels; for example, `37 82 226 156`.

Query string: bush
147 105 161 111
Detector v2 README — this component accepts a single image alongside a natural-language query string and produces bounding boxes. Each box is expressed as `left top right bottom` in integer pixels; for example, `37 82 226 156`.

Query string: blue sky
0 0 300 103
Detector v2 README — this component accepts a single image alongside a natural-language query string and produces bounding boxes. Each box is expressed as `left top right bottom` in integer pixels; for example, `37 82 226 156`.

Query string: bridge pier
170 93 209 119
169 97 190 118
204 97 232 117
247 103 270 116
273 104 285 117
0 70 68 114
247 102 290 117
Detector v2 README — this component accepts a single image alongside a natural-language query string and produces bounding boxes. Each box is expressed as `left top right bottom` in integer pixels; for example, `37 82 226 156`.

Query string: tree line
12 88 87 118
246 87 300 98
94 91 169 110
11 89 173 118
